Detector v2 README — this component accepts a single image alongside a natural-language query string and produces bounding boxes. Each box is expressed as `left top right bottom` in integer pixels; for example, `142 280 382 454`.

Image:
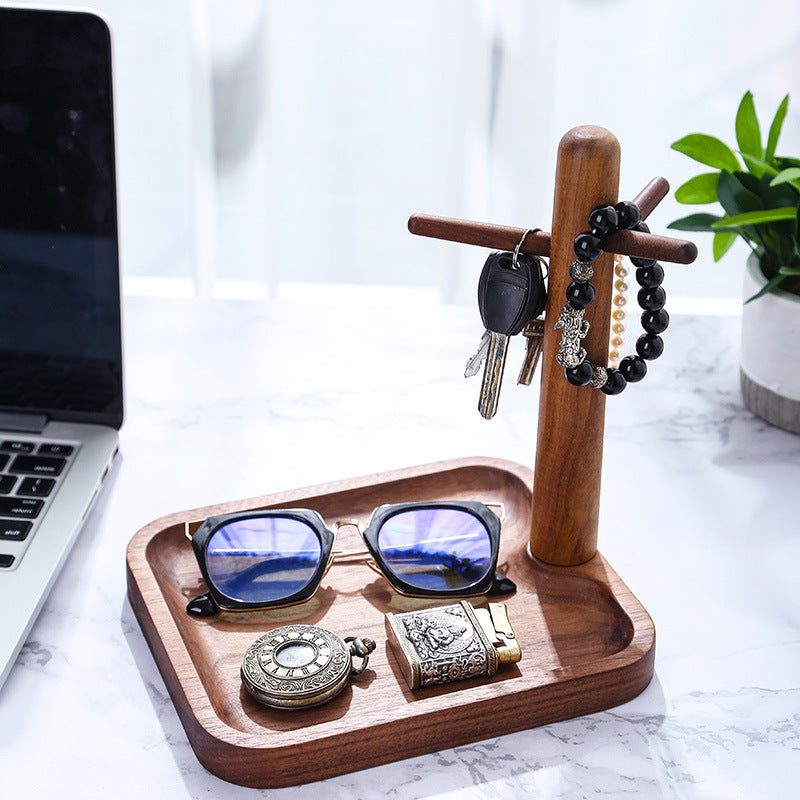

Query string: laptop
0 6 122 689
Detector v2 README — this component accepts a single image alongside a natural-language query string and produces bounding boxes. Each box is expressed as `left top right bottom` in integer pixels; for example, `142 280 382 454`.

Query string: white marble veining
1 294 798 799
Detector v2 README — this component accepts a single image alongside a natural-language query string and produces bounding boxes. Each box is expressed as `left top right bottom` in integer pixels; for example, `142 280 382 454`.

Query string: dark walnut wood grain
529 126 621 566
126 457 655 789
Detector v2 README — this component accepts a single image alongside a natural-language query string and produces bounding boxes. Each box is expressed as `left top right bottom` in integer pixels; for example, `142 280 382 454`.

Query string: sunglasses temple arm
186 590 220 617
488 572 517 595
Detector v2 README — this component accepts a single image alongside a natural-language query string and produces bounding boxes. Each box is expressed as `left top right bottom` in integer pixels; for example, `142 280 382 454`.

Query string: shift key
9 454 66 477
0 519 33 540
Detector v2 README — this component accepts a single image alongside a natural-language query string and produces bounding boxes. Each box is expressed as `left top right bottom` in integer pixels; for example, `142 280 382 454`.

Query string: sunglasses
185 501 516 617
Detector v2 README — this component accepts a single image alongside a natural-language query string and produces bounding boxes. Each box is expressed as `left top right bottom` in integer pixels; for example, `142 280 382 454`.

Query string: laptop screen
0 8 122 429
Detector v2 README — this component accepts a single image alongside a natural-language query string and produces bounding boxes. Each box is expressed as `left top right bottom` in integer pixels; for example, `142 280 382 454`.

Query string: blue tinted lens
205 516 322 603
376 508 493 592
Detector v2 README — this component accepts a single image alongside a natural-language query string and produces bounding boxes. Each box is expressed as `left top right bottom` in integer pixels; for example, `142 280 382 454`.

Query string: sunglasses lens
376 507 493 593
205 516 322 604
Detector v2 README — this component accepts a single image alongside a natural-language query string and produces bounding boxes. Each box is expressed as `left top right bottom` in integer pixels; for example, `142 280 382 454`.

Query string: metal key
464 330 490 378
478 331 510 418
517 315 545 385
475 251 546 419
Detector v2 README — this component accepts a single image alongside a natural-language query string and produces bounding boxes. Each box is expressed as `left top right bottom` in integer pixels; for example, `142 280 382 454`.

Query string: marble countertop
1 293 798 799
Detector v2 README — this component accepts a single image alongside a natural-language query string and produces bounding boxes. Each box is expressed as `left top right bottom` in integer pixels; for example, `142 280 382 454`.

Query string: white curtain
201 0 800 305
60 0 799 305
205 0 553 303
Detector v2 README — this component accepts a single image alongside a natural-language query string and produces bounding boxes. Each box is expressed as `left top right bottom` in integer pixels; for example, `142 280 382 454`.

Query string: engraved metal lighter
385 601 521 690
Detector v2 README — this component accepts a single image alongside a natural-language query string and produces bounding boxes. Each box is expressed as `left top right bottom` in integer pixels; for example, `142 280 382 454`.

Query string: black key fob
478 251 546 336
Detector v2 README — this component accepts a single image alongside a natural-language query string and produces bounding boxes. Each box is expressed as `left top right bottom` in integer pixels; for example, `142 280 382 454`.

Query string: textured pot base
740 369 800 434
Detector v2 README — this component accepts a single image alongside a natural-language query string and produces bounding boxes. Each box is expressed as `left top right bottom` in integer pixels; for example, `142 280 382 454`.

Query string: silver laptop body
0 6 122 689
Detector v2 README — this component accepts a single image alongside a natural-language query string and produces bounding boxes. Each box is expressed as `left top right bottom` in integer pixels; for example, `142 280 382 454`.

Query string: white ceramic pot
740 252 800 433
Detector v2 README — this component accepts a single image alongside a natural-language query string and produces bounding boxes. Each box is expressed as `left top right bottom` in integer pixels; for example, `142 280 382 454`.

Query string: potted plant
669 90 800 433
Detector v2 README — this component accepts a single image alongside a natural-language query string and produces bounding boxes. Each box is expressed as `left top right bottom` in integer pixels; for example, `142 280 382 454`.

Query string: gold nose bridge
331 519 380 570
333 518 363 534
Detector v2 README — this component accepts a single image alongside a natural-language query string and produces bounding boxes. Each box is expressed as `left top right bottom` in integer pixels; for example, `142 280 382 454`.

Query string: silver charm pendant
554 304 590 368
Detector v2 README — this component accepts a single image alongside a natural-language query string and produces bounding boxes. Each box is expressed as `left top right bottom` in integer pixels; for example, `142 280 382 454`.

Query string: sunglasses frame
190 508 336 613
188 501 504 615
359 501 502 598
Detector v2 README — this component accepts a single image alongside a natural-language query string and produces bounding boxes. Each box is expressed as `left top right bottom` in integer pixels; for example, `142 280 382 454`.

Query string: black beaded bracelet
554 200 669 395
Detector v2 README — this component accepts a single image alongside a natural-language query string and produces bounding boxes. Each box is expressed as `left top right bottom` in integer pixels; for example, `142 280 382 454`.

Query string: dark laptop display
0 8 122 428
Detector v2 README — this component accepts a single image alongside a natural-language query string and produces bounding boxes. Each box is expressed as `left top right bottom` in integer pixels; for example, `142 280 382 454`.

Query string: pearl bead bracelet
554 201 669 395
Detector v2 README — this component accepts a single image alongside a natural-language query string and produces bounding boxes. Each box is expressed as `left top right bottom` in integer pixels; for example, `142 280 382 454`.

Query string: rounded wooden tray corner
126 457 655 788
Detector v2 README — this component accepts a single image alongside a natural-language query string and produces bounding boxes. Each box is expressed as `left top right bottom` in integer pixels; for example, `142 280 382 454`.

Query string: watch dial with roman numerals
241 624 352 709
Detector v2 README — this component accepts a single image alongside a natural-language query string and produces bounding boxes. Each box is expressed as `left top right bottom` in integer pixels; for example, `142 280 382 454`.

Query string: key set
465 248 547 419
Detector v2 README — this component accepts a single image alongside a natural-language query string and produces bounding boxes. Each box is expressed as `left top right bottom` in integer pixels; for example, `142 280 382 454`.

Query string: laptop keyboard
0 438 78 570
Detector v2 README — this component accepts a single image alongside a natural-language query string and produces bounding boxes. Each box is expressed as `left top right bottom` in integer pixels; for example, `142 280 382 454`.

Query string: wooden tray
126 457 655 788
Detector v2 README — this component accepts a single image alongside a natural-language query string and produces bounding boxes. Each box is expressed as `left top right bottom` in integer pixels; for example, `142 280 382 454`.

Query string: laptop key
8 454 66 477
0 475 15 494
0 441 35 454
0 554 14 568
0 454 8 470
0 498 44 518
17 477 56 497
0 520 33 540
39 444 75 457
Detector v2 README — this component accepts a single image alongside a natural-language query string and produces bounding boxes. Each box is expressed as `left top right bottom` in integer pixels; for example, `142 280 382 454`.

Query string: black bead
565 361 594 386
600 368 627 395
588 205 618 236
635 263 665 288
638 286 666 310
614 200 641 230
632 221 650 233
573 232 603 261
619 354 647 383
630 256 658 268
566 280 596 310
641 308 670 334
636 333 664 360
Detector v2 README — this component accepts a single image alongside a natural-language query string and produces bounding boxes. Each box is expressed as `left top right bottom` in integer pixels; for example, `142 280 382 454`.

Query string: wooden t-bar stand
123 125 697 787
409 125 696 567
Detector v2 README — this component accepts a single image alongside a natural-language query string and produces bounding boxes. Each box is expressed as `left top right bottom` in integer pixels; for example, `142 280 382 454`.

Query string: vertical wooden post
530 126 620 566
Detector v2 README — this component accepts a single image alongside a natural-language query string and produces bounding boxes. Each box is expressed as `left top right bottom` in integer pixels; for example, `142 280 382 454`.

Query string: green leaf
671 134 740 172
765 94 790 162
711 207 798 228
779 265 800 275
770 167 800 188
745 270 788 302
674 173 719 204
736 91 762 163
712 231 738 261
739 152 778 177
733 170 761 195
717 170 763 217
667 212 723 232
756 171 800 210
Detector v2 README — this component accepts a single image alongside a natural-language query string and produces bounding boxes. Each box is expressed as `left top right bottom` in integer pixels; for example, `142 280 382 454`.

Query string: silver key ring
512 228 543 271
511 228 549 279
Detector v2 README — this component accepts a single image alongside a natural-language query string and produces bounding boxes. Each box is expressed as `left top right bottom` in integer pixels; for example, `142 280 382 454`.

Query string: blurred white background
10 0 800 306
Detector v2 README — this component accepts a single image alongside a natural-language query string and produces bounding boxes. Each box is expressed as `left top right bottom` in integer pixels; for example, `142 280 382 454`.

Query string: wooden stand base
126 458 655 788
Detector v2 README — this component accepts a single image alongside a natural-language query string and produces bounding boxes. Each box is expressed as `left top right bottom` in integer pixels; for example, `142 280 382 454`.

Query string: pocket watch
241 624 376 710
